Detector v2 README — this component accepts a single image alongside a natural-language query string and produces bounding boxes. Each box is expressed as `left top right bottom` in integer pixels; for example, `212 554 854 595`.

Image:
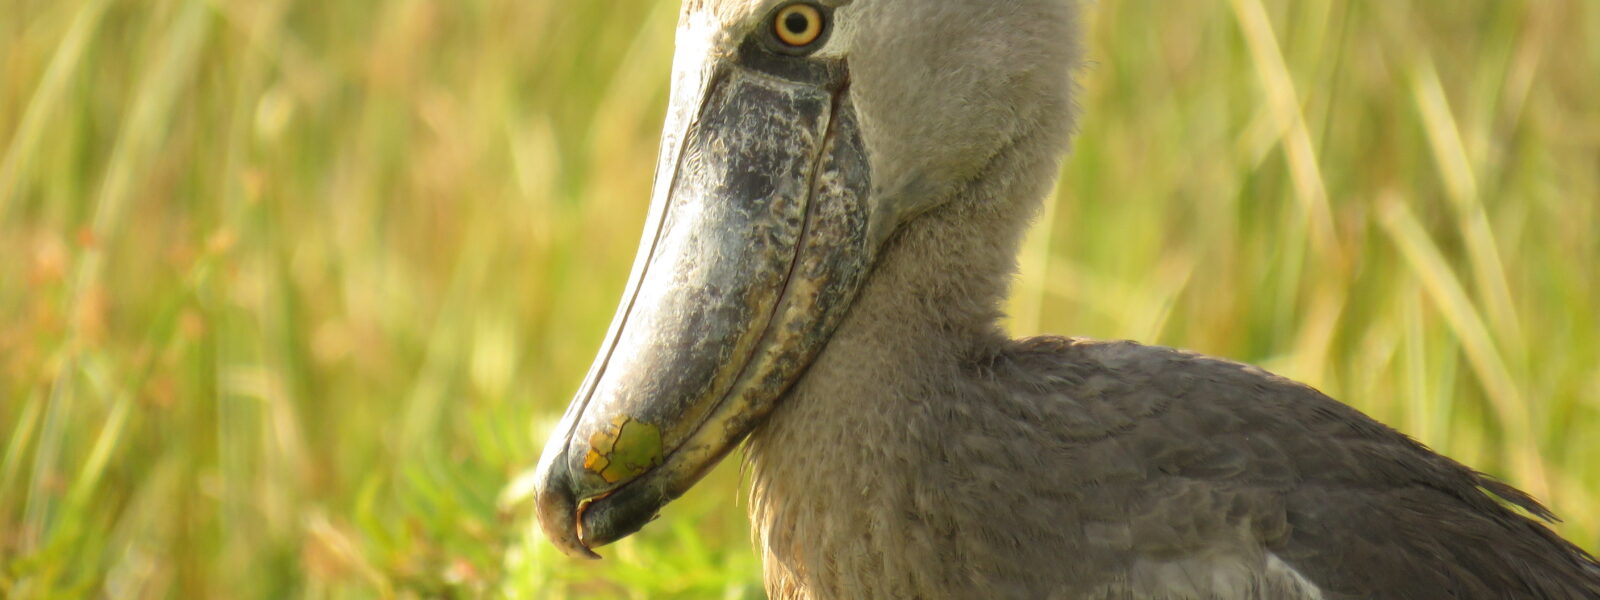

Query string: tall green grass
1 0 1595 596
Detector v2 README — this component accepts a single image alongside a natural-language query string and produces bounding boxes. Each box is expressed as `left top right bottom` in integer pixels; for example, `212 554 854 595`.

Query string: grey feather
749 335 1600 598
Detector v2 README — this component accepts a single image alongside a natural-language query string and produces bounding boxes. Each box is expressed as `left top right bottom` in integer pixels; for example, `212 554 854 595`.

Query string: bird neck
743 128 1065 597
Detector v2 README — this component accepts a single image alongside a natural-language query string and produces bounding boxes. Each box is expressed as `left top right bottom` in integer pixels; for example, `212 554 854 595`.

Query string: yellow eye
773 3 825 48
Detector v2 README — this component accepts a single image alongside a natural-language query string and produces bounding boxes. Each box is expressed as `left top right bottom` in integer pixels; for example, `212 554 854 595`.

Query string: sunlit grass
2 0 1596 596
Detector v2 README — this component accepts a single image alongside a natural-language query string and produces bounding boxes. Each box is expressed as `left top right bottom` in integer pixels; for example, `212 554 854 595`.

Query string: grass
1 0 1596 597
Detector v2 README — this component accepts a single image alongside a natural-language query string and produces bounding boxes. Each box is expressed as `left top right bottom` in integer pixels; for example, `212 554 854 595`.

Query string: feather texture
748 335 1600 599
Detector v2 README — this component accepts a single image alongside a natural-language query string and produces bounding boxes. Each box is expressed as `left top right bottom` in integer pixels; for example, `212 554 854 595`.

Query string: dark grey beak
529 43 872 558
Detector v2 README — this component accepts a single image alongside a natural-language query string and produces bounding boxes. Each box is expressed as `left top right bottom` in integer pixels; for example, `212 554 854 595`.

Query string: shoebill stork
530 0 1600 597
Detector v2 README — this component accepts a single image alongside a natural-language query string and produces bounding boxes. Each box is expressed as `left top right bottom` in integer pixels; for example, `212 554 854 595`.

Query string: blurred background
1 0 1596 597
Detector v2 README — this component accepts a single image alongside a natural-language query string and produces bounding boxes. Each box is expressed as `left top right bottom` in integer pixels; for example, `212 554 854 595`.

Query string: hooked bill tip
533 458 603 560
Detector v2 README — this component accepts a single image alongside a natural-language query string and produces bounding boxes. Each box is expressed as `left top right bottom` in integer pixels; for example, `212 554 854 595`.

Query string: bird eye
772 3 826 49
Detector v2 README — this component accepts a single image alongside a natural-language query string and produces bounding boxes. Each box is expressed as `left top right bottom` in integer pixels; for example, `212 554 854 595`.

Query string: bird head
531 0 1081 558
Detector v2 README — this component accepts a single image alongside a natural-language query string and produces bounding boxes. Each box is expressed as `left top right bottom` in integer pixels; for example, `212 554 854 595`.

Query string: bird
528 0 1600 597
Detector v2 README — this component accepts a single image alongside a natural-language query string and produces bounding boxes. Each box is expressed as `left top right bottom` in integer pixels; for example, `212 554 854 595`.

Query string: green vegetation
2 0 1595 597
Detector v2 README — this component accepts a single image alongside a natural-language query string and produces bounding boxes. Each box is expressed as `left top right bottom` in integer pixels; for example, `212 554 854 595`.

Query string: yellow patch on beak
582 416 665 484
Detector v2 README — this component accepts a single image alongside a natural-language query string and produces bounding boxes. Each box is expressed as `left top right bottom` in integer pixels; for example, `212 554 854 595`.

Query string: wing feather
989 337 1600 599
